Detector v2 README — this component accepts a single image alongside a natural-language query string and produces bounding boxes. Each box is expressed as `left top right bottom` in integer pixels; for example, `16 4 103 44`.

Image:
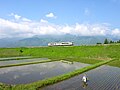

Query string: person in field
82 74 88 83
82 73 88 88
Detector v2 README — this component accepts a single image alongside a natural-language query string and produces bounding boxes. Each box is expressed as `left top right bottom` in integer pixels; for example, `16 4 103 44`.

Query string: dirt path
41 65 120 90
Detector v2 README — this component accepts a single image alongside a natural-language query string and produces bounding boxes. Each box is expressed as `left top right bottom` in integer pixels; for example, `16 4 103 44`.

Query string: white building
48 42 73 46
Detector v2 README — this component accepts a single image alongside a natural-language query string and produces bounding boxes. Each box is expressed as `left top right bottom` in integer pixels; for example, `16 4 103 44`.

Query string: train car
48 42 73 46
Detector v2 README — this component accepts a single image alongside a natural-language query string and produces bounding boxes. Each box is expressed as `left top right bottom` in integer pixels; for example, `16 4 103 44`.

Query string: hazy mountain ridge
0 34 119 47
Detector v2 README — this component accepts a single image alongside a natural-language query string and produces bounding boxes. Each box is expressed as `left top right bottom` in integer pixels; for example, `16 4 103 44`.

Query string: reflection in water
115 84 120 90
13 75 19 79
42 66 120 90
0 61 89 84
82 81 88 88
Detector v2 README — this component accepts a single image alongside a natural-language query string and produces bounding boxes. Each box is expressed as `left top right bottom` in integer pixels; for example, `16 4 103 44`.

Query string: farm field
42 65 120 90
0 56 32 61
0 58 48 66
0 45 119 90
0 61 89 85
0 0 120 90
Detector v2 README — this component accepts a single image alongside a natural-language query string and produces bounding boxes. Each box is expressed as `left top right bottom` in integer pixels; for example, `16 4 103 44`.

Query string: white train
48 42 73 46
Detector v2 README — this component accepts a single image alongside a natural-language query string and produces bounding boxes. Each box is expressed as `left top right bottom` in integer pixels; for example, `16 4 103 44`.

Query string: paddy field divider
10 58 117 90
0 59 58 68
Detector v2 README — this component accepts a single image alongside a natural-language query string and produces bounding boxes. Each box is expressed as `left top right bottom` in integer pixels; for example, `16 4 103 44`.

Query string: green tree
104 38 109 44
96 42 102 44
117 40 120 43
110 40 114 44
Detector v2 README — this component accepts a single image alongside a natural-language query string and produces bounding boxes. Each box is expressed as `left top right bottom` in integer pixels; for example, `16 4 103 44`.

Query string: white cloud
22 18 31 22
0 18 32 38
14 14 21 20
46 13 56 18
60 25 73 34
40 19 48 23
111 28 120 36
10 13 21 20
73 23 108 36
0 14 120 38
9 13 31 22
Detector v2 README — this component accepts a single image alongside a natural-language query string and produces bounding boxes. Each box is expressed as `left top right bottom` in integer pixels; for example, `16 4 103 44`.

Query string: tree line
97 39 120 44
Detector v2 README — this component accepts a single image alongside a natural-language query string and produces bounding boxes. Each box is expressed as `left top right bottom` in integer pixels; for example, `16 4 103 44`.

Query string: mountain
0 34 118 47
0 37 23 47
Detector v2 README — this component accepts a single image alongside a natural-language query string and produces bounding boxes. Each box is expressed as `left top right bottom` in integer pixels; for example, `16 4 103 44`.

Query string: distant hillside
0 38 22 47
0 34 117 47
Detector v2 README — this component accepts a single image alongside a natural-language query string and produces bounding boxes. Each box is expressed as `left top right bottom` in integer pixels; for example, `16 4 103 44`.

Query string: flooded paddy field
42 65 120 90
0 58 49 66
0 61 89 85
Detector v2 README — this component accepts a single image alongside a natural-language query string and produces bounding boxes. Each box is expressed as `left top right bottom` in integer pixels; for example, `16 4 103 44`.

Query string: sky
0 0 120 38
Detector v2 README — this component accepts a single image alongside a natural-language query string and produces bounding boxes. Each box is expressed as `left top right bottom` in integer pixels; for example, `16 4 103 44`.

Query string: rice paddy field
0 61 89 85
0 44 120 90
42 65 120 90
0 58 49 66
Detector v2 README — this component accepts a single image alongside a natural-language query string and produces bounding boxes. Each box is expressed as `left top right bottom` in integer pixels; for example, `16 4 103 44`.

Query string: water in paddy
0 58 49 66
0 61 89 85
42 65 120 90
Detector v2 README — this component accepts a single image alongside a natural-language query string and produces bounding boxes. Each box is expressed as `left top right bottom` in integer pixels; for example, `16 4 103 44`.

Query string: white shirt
82 76 87 82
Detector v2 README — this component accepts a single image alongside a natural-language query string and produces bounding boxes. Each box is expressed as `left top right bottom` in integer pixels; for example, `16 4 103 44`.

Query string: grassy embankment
0 57 33 61
107 59 120 67
0 59 58 68
0 45 120 65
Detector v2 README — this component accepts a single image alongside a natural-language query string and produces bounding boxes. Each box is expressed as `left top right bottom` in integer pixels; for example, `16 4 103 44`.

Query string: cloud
111 28 120 36
9 13 31 22
22 17 31 22
10 13 21 20
0 18 32 38
60 25 73 34
74 23 108 36
40 19 48 23
0 14 120 38
46 13 56 18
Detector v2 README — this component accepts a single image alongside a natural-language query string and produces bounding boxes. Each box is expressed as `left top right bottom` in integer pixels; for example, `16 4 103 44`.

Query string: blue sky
0 0 120 38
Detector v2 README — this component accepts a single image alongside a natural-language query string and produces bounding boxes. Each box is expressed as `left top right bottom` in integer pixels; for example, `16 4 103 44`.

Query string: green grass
0 59 58 68
0 45 120 64
107 59 120 68
0 48 21 57
0 45 120 89
64 57 102 64
23 45 120 59
0 83 12 90
0 56 33 61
